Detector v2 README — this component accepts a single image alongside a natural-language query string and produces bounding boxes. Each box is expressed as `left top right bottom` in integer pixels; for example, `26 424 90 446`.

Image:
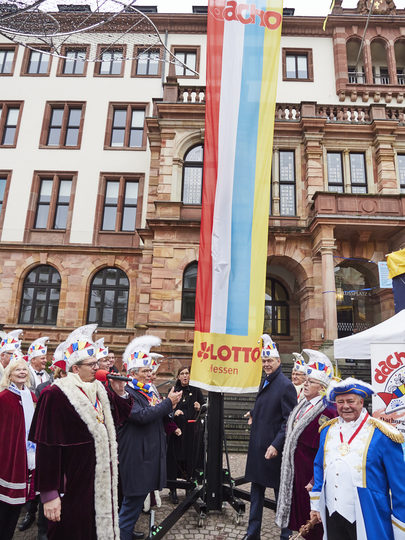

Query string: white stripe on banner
210 19 245 334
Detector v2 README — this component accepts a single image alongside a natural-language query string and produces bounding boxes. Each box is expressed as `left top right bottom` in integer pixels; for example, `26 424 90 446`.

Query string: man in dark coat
276 350 337 539
118 336 182 540
243 334 297 540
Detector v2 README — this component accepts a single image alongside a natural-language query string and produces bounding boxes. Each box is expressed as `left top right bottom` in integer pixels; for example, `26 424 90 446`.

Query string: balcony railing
348 71 365 84
373 75 390 85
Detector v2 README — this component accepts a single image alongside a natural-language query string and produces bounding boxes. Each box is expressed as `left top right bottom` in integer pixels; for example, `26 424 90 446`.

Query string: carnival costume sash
130 379 159 406
8 383 36 470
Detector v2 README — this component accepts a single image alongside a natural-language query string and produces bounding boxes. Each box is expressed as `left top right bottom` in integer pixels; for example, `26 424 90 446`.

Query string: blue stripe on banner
226 20 265 336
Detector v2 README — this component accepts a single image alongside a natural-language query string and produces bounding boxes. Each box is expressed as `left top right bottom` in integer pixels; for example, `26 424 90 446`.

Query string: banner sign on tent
371 343 405 438
190 0 283 393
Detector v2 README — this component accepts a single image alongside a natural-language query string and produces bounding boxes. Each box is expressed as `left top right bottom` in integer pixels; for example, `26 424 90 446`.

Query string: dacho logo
210 1 282 30
197 341 260 363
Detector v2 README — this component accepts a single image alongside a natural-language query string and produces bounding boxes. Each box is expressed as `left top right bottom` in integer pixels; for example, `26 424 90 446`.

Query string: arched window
371 39 390 84
181 262 198 321
346 38 365 83
182 144 203 205
87 267 129 328
19 265 61 325
264 278 289 336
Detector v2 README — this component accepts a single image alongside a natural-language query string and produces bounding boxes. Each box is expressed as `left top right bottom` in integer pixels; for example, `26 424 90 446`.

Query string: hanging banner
371 343 405 440
190 0 283 393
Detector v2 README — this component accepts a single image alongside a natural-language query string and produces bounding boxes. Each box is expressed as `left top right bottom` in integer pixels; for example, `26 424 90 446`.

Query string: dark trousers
119 494 146 540
326 509 357 540
0 501 23 540
247 482 291 540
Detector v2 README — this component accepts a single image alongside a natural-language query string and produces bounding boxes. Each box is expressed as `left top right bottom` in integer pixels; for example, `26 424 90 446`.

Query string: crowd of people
242 334 405 540
0 326 208 540
0 327 404 540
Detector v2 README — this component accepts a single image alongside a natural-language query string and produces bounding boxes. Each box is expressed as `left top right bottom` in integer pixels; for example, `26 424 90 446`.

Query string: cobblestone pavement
14 453 282 539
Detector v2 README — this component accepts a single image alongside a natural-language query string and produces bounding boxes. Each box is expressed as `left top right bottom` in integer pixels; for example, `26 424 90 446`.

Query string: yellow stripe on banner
248 0 283 336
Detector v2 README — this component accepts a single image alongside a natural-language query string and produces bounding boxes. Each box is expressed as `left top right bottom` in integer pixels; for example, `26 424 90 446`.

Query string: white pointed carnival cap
123 335 161 372
150 352 164 374
28 336 49 362
327 377 374 403
0 329 22 354
292 352 306 373
63 324 97 370
260 334 279 359
95 337 109 360
303 349 333 387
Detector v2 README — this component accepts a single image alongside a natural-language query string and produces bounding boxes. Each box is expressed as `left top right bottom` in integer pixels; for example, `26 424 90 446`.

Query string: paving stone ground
13 453 283 539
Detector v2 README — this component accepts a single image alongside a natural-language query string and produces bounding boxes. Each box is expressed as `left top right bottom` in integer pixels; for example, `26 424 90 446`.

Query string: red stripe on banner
195 2 225 333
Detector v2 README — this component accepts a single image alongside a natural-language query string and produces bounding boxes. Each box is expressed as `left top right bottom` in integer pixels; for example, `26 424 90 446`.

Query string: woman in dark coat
166 366 206 503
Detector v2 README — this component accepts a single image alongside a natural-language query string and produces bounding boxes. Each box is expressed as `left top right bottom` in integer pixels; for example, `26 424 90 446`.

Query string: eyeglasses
79 361 99 369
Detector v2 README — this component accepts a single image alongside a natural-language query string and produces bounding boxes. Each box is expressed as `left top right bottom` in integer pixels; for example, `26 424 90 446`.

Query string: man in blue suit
310 377 405 540
242 334 297 540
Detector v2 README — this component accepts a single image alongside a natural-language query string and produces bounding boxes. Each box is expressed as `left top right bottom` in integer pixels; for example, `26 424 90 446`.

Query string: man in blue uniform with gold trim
309 377 405 540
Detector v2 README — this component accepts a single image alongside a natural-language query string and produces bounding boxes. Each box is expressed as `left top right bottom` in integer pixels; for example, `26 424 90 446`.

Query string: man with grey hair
118 335 182 540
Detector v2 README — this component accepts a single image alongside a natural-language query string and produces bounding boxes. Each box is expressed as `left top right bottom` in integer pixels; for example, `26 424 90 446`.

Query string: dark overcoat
167 382 205 480
118 385 173 496
245 365 297 488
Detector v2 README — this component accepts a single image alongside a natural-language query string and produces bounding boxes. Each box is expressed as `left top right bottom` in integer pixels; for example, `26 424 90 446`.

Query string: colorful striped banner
190 0 283 393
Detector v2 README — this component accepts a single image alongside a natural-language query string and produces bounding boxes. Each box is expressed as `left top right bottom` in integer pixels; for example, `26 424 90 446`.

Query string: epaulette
319 417 338 433
369 417 404 444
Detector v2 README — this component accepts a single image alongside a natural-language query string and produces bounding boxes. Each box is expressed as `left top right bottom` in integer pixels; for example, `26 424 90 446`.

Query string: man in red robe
276 349 337 540
29 325 132 540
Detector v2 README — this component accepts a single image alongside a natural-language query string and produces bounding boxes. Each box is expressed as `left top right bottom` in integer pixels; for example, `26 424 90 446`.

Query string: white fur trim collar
54 377 119 539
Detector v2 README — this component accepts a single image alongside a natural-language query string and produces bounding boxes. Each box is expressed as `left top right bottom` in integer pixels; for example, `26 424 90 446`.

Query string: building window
87 267 129 328
349 153 367 193
41 103 85 148
279 150 296 216
105 104 146 149
19 265 61 325
95 46 125 76
264 278 289 336
0 103 22 147
327 153 344 193
134 48 161 76
101 178 138 232
181 262 198 321
25 48 51 75
182 144 203 205
0 173 8 217
398 155 405 193
327 152 368 194
34 175 73 230
61 47 87 75
282 48 313 82
170 46 200 78
0 47 16 75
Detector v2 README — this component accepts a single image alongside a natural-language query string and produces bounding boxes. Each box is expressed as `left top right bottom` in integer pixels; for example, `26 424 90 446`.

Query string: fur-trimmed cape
276 398 336 530
30 376 121 540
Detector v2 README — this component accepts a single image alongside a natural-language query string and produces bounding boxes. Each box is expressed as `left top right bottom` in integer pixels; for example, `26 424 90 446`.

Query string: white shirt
295 394 323 421
29 364 49 388
324 408 370 522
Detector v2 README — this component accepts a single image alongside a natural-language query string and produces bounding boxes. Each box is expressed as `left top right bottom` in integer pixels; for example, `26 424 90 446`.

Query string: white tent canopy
334 310 405 359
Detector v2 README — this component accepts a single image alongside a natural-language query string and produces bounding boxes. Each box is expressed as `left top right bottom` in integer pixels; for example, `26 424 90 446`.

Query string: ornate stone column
313 225 338 341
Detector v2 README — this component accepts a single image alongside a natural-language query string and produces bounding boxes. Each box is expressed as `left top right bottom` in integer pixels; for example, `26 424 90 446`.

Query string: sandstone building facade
0 0 403 372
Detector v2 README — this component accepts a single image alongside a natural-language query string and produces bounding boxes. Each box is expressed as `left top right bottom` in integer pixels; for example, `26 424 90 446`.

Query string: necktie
35 371 44 376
